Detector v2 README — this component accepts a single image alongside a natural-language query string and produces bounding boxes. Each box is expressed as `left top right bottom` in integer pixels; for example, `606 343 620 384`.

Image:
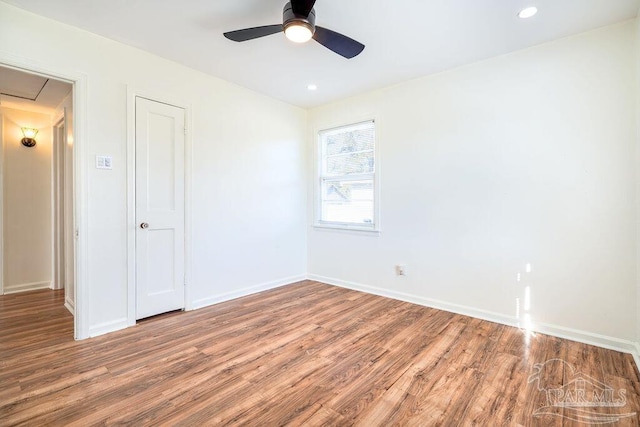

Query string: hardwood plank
460 351 527 425
1 280 638 426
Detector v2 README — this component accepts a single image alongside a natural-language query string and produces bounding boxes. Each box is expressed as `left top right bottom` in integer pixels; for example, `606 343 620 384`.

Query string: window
317 120 377 231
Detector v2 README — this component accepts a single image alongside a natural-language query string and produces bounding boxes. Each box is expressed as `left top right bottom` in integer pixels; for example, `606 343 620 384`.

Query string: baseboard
89 317 128 338
87 275 304 338
64 296 75 315
308 274 518 330
3 281 51 294
532 321 638 354
191 274 306 311
79 272 640 377
308 274 639 358
633 342 640 379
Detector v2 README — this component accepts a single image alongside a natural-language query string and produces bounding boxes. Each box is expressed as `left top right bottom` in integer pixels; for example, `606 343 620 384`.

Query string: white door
135 97 185 319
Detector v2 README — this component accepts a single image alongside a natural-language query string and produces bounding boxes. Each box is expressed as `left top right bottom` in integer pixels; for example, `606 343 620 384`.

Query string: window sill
312 223 381 236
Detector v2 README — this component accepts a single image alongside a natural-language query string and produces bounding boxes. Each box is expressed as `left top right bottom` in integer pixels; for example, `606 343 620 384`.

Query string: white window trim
313 118 381 234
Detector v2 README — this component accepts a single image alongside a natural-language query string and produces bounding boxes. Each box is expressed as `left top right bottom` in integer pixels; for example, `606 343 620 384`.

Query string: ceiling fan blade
313 26 365 59
224 24 283 42
291 0 317 17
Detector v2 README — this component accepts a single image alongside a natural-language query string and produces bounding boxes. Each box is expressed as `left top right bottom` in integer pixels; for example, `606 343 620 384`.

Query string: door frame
126 87 193 326
0 54 89 339
52 117 66 292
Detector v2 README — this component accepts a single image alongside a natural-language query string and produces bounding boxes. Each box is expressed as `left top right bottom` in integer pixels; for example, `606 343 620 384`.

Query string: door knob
140 222 149 229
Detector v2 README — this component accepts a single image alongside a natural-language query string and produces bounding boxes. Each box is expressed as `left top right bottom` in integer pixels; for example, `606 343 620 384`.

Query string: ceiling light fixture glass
284 23 313 43
21 127 38 147
518 6 538 19
307 84 317 91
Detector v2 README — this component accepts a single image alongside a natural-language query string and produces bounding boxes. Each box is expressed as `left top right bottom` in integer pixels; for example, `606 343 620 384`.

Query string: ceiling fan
223 0 365 59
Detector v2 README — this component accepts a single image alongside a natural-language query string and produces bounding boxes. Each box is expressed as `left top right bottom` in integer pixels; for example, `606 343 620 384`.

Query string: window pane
321 121 375 175
321 180 374 225
326 151 374 175
325 129 374 155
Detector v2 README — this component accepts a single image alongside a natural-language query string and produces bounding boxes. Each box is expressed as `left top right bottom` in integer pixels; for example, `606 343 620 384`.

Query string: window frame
314 119 380 234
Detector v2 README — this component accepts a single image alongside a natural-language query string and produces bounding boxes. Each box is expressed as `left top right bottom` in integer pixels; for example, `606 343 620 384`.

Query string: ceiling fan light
285 23 313 43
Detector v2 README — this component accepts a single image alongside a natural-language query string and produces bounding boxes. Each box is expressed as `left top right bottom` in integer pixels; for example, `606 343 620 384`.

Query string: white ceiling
2 0 638 108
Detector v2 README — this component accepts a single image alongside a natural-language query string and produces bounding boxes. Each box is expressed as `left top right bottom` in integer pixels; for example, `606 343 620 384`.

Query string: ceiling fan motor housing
223 1 364 59
283 2 316 35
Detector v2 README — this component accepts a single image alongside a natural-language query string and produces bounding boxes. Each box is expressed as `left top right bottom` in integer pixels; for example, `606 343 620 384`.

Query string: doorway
0 64 79 334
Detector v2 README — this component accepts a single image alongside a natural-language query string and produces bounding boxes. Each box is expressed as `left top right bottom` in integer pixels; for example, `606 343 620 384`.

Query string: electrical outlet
395 265 407 276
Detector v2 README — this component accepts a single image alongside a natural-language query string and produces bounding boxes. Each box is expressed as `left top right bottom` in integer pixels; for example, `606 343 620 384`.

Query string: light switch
96 155 113 170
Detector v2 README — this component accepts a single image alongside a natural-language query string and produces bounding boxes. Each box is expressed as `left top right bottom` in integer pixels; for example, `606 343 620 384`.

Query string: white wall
1 107 53 293
189 89 308 308
0 3 307 335
308 22 637 343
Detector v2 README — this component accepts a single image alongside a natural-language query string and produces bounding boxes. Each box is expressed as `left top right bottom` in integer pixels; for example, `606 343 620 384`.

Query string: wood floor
1 281 639 426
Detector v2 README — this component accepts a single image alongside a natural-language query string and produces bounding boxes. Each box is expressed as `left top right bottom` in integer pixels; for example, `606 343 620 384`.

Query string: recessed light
518 6 538 19
307 84 317 91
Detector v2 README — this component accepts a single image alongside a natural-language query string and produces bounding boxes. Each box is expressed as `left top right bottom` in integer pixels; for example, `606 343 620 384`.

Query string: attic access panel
0 66 48 100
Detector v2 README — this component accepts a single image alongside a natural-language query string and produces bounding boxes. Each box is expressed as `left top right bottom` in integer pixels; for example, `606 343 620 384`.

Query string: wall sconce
21 128 38 147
